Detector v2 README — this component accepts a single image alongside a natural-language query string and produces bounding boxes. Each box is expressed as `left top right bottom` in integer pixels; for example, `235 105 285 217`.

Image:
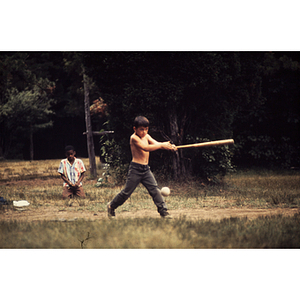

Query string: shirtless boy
107 116 177 218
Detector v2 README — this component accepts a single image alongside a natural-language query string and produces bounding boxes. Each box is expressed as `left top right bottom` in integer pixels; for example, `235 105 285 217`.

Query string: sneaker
107 203 115 218
160 211 172 219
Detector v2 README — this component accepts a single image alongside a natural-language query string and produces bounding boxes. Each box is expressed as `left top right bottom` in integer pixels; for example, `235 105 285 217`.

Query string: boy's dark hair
134 116 149 128
65 145 75 152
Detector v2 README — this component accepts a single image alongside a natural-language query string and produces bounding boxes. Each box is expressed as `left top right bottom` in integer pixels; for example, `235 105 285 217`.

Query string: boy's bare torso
130 133 150 165
130 125 176 165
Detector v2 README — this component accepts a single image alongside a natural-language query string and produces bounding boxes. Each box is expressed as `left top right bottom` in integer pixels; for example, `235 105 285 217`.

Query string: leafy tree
0 53 55 160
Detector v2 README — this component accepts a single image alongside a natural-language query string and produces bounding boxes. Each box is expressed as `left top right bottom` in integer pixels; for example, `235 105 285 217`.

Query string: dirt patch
1 205 299 222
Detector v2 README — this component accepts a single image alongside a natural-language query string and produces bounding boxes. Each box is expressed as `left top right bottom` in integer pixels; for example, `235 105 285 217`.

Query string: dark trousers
110 162 167 215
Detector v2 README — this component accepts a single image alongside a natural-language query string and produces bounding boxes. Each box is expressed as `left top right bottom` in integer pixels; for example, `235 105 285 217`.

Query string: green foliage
96 127 129 185
2 82 54 129
181 136 235 180
0 53 56 159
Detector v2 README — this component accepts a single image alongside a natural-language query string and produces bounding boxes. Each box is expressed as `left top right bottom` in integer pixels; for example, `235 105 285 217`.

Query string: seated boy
107 116 177 218
58 145 86 199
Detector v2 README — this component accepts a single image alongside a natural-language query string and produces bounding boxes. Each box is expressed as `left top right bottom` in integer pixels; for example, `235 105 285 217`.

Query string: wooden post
82 66 97 178
83 131 114 136
29 125 34 161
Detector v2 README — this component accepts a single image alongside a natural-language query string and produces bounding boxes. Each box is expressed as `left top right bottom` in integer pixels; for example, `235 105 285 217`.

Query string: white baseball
161 187 170 197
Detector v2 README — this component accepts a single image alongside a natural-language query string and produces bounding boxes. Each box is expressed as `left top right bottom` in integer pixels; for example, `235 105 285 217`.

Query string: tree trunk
82 66 97 178
29 125 34 161
168 107 187 179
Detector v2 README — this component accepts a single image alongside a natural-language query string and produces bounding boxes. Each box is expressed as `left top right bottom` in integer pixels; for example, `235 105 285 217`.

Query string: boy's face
66 150 76 163
134 126 148 138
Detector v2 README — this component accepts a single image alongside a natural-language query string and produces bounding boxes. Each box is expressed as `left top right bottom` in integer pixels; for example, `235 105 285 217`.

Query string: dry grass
1 159 299 209
1 159 300 248
1 159 300 213
0 158 70 181
1 214 300 249
225 170 300 207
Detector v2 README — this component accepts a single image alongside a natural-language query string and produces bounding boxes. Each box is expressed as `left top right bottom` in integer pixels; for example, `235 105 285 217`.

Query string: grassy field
0 159 300 248
1 214 300 248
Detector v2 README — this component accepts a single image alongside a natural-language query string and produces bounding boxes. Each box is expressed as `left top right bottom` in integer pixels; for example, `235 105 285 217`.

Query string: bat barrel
177 139 234 149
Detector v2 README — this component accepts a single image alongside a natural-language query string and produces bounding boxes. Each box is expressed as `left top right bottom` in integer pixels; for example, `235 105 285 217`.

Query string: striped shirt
58 158 86 187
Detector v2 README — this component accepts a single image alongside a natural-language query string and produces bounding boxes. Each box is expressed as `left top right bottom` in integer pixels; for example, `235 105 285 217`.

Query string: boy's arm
148 134 177 151
132 134 176 152
60 173 74 187
75 172 85 187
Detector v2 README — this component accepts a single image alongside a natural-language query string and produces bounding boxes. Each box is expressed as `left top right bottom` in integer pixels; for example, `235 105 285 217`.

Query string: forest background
0 51 299 179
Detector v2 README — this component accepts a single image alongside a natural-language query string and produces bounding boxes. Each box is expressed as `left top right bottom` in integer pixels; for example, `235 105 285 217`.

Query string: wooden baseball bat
177 139 234 149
